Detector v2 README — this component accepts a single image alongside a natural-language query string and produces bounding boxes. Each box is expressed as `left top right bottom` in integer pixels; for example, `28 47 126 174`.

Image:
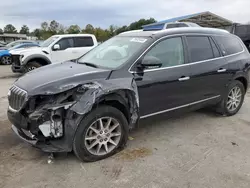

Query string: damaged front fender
22 77 139 152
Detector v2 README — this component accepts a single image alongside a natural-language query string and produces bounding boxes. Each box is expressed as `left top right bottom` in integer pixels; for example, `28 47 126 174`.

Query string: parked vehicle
143 21 200 31
8 27 250 162
0 41 6 47
231 23 250 52
0 40 36 50
0 43 40 65
11 34 98 73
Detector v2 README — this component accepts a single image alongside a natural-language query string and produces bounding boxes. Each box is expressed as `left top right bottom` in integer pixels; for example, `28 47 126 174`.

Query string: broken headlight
28 85 87 138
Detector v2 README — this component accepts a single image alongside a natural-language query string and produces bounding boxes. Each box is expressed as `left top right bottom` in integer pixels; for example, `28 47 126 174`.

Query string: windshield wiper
79 62 98 68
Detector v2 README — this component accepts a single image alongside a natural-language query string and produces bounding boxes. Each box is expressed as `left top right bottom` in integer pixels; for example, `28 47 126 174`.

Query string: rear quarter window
74 37 94 47
214 36 243 55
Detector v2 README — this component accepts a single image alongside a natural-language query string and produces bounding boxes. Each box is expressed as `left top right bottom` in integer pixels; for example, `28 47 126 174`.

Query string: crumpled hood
10 46 42 55
14 61 111 95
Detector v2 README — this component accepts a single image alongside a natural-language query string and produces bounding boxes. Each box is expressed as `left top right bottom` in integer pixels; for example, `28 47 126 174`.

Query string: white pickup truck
11 34 98 73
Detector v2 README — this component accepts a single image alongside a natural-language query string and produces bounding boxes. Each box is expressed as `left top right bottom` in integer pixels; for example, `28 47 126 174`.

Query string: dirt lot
1 65 250 188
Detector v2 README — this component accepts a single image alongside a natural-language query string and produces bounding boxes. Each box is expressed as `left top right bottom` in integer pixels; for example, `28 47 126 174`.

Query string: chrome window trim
140 95 220 119
128 33 245 73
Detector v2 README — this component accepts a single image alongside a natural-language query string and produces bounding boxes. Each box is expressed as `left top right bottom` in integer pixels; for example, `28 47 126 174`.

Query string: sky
0 0 250 31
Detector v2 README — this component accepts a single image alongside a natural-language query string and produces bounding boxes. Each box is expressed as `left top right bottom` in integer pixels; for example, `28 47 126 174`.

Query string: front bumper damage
8 78 139 152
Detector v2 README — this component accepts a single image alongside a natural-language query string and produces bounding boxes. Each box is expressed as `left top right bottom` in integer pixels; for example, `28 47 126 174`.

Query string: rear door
133 36 194 117
73 36 95 58
51 37 74 62
185 35 230 101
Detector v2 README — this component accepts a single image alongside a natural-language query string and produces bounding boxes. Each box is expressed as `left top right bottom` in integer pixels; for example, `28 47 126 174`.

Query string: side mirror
139 56 162 69
53 44 60 51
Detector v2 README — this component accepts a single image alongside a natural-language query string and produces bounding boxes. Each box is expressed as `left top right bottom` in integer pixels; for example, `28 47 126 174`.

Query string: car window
144 37 184 68
74 37 94 47
209 37 220 58
214 36 243 55
186 36 214 62
56 38 74 50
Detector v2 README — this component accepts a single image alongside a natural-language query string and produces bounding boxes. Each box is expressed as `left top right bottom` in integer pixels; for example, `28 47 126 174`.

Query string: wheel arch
234 75 248 91
96 92 131 124
23 54 52 66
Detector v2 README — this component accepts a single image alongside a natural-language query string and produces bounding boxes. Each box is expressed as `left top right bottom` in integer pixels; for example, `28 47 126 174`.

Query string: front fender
22 54 52 65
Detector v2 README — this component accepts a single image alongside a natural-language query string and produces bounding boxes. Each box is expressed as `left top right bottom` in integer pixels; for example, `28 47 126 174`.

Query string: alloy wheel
84 117 122 156
27 66 37 72
227 86 242 112
1 56 11 65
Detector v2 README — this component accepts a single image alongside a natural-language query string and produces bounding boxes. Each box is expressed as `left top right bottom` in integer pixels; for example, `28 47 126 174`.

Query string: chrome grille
8 85 27 111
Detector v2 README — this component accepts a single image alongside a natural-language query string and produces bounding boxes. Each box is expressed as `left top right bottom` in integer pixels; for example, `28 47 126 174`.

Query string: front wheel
73 105 128 162
1 55 12 65
25 61 42 72
216 80 245 116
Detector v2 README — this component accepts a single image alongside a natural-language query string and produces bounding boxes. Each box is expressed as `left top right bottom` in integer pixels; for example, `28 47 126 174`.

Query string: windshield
78 36 150 69
40 36 59 47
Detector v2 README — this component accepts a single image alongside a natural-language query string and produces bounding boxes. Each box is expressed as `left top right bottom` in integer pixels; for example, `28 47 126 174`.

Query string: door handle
178 76 190 81
217 68 227 73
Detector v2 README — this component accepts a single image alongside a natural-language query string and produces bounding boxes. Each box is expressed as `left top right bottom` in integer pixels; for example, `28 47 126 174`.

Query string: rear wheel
25 61 42 72
73 105 128 162
1 55 12 65
216 80 245 116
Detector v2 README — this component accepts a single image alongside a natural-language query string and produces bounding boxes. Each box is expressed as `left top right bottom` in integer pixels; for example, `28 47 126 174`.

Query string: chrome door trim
140 95 221 119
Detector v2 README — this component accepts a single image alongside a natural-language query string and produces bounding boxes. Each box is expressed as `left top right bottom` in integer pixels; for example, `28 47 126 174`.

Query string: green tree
58 24 66 34
108 25 117 37
0 28 3 34
31 29 42 39
94 27 109 42
128 18 157 30
19 25 29 34
115 25 128 34
4 24 17 33
67 25 81 34
84 24 95 34
49 20 59 34
41 22 49 31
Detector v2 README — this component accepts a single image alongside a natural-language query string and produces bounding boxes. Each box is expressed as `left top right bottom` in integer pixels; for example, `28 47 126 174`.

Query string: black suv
7 27 250 162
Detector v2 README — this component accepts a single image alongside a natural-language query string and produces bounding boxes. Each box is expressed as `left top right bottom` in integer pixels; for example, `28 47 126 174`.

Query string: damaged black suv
8 28 250 162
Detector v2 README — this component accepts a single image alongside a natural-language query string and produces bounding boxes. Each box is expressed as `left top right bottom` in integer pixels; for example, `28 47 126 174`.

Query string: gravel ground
1 66 250 188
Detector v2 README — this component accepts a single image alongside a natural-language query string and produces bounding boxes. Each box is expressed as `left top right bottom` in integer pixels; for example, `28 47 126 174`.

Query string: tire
73 105 129 162
1 55 12 65
216 80 245 116
25 61 42 72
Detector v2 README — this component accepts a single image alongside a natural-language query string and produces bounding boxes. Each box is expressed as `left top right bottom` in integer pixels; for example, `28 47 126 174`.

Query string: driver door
51 37 75 62
132 36 193 117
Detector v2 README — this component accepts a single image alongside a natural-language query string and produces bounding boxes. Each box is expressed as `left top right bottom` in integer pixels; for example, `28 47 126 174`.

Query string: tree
115 25 128 34
41 22 48 31
58 24 66 34
84 24 95 34
49 20 59 34
0 28 3 34
108 25 117 37
94 27 109 42
19 25 29 34
67 25 81 34
128 18 157 30
31 29 42 39
4 24 17 33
